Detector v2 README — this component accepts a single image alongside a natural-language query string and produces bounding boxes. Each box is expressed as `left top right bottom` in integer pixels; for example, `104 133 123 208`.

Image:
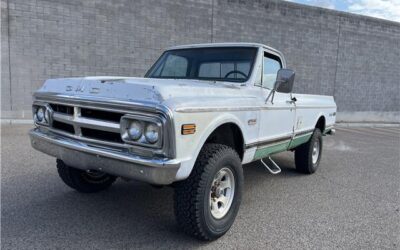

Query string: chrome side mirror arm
265 89 276 104
265 80 282 104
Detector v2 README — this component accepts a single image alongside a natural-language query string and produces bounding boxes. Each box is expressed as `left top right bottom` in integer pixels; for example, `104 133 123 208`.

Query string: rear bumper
29 128 180 185
328 128 336 135
323 126 336 135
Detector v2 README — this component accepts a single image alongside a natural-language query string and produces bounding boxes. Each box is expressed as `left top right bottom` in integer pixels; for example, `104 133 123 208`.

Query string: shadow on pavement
2 152 303 248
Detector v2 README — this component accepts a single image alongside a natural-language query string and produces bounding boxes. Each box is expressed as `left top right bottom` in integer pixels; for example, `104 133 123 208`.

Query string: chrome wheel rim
209 167 235 219
312 140 320 164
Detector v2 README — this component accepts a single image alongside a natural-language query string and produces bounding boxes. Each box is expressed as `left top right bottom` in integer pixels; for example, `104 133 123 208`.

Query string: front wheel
56 160 117 193
295 128 323 174
174 144 243 241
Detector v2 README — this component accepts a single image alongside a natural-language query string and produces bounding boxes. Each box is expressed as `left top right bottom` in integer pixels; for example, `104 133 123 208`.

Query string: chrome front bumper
29 128 180 185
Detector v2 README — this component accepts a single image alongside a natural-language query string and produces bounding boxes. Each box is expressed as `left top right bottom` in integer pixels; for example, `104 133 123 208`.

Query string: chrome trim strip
293 128 314 137
295 106 336 109
176 105 336 113
246 134 293 149
176 106 261 113
246 128 315 150
256 138 291 150
294 131 313 138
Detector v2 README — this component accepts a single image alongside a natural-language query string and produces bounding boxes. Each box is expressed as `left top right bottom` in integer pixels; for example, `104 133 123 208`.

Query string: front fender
174 112 253 180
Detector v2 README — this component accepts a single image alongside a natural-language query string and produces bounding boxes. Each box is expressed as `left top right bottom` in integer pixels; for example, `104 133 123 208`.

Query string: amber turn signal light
182 124 196 135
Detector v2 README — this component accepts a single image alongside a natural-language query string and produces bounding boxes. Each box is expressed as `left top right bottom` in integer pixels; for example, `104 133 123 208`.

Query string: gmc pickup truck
30 43 336 240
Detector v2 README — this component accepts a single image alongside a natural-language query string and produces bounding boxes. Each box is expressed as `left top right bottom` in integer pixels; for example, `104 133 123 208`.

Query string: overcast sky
285 0 400 22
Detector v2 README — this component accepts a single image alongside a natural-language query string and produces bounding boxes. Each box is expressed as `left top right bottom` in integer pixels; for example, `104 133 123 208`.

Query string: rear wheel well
204 123 244 160
315 116 326 132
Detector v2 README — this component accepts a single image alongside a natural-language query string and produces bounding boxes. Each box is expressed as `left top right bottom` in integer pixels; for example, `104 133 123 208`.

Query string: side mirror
274 68 295 93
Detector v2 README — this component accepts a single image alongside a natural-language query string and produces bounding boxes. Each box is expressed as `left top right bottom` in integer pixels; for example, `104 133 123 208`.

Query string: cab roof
167 42 281 53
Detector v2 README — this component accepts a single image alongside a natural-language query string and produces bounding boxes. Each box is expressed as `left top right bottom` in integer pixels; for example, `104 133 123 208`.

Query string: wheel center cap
215 187 223 198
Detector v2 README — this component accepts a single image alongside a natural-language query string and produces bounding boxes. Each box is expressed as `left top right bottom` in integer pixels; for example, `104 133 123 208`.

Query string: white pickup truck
30 43 336 240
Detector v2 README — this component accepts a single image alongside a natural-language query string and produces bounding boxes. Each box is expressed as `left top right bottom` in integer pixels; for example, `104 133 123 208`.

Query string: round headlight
127 121 143 140
36 107 45 122
145 123 159 144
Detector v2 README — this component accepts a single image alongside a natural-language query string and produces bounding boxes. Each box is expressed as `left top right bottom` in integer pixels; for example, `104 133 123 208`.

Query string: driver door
255 52 295 159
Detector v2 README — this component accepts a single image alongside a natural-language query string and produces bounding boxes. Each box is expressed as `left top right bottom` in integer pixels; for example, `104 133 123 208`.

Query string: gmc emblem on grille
89 88 100 94
75 85 85 92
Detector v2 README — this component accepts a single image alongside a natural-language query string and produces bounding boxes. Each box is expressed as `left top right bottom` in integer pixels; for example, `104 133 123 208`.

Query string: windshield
145 47 258 83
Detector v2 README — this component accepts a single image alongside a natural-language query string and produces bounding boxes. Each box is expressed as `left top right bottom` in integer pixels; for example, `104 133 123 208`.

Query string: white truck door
254 52 295 160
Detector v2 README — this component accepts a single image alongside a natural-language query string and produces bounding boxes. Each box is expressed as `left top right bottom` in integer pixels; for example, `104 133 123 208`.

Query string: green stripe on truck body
253 140 290 160
288 133 312 149
253 133 312 160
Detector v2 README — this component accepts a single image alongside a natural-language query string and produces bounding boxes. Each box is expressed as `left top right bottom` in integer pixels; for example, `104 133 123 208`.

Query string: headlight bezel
120 115 163 149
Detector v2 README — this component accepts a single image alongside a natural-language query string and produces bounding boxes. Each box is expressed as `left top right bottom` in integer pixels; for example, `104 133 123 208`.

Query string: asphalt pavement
1 125 399 249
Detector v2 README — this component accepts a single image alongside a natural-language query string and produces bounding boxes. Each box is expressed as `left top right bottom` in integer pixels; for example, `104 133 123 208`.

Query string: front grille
50 104 74 115
48 103 123 145
81 128 123 143
81 108 123 123
52 120 75 134
35 99 172 158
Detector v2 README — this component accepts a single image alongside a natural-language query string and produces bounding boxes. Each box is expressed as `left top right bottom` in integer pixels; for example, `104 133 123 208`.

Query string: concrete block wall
1 0 399 122
1 0 11 113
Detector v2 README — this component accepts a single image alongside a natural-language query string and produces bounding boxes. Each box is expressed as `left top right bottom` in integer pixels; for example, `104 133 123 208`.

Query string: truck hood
35 76 258 109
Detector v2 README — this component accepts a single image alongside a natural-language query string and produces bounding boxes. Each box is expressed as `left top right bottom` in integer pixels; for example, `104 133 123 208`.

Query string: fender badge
89 87 100 94
248 119 257 126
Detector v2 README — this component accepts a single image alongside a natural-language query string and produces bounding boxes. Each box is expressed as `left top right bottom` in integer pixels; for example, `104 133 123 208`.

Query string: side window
262 53 282 89
157 54 188 77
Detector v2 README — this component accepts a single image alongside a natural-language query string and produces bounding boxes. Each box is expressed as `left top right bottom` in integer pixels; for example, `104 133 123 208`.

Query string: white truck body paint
31 43 336 184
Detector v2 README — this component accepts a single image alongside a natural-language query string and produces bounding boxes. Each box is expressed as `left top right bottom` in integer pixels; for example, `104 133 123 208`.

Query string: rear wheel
295 128 323 174
174 144 243 241
56 160 117 193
